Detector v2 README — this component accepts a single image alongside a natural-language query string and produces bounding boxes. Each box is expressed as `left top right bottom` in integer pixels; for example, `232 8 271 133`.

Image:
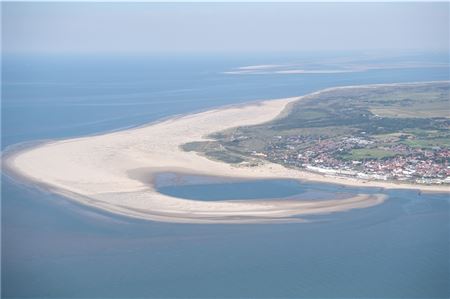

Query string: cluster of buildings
251 134 450 185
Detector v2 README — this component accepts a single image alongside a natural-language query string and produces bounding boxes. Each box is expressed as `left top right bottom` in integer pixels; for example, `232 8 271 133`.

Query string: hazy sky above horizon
3 2 449 54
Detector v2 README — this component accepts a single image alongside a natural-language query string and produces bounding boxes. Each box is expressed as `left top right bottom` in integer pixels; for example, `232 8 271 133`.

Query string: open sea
1 52 449 298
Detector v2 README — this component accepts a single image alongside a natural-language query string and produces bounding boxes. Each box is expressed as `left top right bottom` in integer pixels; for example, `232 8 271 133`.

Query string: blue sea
1 52 449 298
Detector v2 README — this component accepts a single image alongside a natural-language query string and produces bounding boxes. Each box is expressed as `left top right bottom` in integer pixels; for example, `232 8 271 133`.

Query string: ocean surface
1 52 449 298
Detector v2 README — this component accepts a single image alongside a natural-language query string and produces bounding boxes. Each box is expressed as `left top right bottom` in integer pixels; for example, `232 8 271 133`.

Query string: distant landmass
182 81 450 185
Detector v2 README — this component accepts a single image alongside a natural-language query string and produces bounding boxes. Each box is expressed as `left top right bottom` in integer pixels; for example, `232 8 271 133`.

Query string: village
251 134 450 185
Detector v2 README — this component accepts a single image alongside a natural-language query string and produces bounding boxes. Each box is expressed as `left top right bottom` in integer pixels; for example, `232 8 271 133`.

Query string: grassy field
342 148 398 160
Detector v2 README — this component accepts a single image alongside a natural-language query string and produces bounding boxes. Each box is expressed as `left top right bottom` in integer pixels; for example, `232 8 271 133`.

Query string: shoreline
3 81 449 224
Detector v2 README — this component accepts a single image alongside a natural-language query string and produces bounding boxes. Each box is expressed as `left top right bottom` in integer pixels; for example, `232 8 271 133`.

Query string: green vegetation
342 148 397 161
367 88 449 118
401 138 450 149
181 141 246 163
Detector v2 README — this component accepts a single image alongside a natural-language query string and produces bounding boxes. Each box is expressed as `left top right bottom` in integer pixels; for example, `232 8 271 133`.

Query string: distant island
183 82 450 186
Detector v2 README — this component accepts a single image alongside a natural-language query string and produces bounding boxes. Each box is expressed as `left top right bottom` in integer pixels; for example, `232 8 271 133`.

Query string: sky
2 2 449 54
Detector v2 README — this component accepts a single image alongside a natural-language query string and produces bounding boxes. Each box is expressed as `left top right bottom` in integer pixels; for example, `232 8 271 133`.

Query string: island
3 81 449 224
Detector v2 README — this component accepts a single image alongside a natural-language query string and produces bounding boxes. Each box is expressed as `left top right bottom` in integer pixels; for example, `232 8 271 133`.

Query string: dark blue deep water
2 52 449 298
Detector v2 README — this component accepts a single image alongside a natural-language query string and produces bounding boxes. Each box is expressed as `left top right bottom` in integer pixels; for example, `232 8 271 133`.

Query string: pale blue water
2 52 449 298
154 173 356 201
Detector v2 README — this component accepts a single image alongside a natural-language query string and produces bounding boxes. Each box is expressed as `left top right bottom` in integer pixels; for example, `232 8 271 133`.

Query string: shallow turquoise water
2 52 449 298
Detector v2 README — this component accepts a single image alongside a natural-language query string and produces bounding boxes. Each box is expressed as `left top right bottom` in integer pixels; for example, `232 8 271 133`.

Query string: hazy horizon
2 2 449 54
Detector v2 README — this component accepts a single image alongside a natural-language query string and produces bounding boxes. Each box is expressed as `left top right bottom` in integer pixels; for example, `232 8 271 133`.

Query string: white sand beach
4 83 448 223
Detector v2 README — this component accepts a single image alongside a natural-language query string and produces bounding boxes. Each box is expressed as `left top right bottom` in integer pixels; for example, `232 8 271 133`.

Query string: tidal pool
154 172 367 201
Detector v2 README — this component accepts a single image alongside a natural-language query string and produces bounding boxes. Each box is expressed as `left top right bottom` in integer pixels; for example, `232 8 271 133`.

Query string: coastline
3 81 449 223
